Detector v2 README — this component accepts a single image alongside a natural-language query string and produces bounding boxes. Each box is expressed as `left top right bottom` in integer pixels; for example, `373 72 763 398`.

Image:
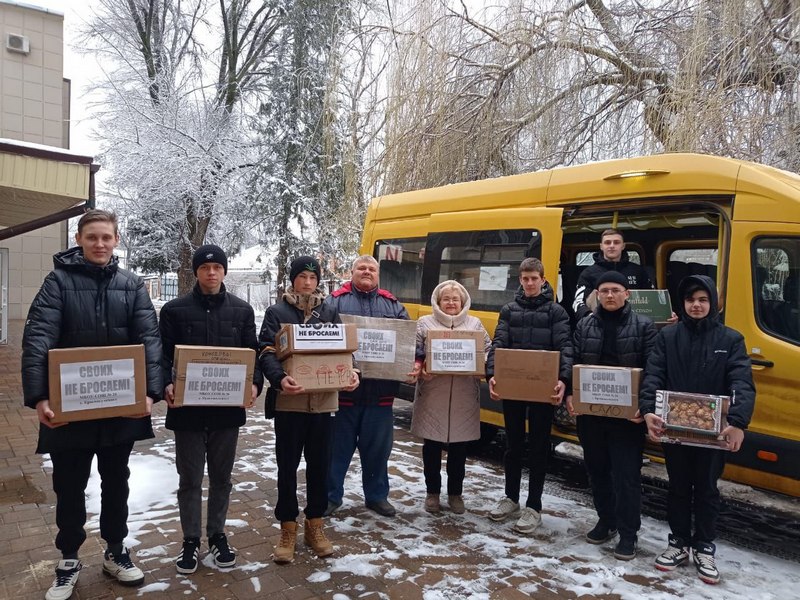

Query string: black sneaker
365 499 396 517
45 559 82 600
209 533 236 568
585 521 617 545
655 534 689 571
693 542 720 584
614 537 637 561
176 538 200 574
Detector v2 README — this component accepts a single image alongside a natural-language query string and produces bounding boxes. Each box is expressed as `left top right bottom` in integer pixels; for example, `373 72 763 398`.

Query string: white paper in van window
378 244 402 263
479 266 509 291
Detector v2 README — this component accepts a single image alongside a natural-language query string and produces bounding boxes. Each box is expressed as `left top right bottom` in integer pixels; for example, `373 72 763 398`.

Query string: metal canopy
0 139 98 241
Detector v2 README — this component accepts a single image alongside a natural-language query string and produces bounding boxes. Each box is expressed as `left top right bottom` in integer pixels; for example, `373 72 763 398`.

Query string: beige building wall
0 0 69 321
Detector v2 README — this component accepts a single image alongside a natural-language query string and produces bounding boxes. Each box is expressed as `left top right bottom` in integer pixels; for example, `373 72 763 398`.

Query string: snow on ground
79 409 800 599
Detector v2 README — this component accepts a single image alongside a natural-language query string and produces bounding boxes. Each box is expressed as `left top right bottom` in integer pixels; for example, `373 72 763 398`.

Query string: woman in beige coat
409 280 491 514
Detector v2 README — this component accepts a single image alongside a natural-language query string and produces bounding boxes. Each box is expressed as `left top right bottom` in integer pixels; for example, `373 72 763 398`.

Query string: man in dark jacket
486 257 572 534
159 244 263 575
22 209 162 600
566 271 657 560
639 275 755 584
573 229 654 321
259 256 358 564
324 255 410 518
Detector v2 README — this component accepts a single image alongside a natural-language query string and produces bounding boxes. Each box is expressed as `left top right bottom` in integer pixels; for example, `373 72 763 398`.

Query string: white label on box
429 338 477 372
59 359 137 412
579 368 633 406
354 329 397 363
183 363 248 405
292 324 349 350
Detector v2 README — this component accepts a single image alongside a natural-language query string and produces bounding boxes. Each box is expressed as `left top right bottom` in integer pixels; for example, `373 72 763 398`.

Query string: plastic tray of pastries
655 390 727 435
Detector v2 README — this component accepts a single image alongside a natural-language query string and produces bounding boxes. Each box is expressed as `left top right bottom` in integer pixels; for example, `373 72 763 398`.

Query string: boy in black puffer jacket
486 257 573 534
160 245 263 574
639 275 755 585
22 210 162 600
567 271 656 560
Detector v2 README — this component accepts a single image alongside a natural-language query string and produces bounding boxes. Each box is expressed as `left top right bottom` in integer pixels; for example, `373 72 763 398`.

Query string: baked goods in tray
655 390 727 434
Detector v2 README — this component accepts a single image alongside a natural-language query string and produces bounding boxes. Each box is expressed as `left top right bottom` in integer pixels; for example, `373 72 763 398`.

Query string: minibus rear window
753 238 800 345
374 238 426 305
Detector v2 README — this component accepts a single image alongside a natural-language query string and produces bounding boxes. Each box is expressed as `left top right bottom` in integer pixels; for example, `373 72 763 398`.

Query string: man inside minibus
573 228 669 322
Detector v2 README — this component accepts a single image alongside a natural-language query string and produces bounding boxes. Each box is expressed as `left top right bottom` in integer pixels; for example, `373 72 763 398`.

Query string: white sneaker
489 497 520 521
102 547 144 586
513 507 542 534
45 559 81 600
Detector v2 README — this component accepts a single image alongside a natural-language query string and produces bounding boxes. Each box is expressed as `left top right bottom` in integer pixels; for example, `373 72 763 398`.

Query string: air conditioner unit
6 33 30 55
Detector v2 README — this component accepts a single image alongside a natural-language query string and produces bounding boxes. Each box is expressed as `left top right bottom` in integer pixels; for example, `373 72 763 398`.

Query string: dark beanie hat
596 271 628 289
192 244 227 275
289 255 321 284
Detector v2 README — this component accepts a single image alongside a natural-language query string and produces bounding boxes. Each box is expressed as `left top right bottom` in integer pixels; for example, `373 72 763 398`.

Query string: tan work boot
448 495 465 514
272 521 297 564
425 493 441 513
304 517 334 558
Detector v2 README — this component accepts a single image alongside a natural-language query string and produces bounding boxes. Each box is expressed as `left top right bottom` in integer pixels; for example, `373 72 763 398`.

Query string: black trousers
50 442 134 557
274 411 332 522
663 443 727 545
422 439 469 496
576 415 645 541
502 400 554 511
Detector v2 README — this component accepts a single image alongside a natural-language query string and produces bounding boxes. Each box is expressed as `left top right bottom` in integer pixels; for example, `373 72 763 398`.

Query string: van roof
371 153 800 224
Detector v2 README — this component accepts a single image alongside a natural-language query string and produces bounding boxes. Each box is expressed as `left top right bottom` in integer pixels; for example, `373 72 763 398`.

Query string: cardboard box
172 346 255 407
628 289 672 323
493 349 560 402
48 345 147 423
425 329 486 376
656 389 731 450
281 353 355 392
340 315 417 381
571 365 642 419
275 323 358 360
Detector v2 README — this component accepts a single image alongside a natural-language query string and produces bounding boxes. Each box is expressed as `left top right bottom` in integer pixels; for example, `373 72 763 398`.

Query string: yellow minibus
361 153 800 498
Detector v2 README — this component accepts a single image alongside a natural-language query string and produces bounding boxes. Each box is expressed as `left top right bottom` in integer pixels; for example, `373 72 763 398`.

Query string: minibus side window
753 238 800 345
373 238 426 305
666 248 719 313
422 229 542 312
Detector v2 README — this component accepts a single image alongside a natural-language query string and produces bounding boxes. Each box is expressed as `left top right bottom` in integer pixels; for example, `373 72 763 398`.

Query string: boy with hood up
639 275 755 585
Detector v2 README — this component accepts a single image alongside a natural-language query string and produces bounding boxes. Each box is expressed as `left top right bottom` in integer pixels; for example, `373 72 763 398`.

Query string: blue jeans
328 404 393 504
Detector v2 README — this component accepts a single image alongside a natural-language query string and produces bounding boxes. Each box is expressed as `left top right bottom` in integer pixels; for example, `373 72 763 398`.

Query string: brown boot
304 517 334 558
273 521 297 564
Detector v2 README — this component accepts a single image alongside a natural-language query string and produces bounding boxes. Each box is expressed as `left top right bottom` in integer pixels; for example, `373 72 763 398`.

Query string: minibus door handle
750 357 774 369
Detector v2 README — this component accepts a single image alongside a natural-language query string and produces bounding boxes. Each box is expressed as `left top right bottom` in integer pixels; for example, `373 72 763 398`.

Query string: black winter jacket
573 251 653 321
569 303 657 395
21 247 162 453
258 297 340 389
486 286 573 383
323 282 410 406
160 283 263 431
639 275 755 430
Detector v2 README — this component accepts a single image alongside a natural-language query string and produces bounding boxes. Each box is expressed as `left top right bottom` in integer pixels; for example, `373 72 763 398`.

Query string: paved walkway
3 319 798 600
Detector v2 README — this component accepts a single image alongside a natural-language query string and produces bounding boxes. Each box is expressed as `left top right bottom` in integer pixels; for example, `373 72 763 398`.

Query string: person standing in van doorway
159 244 263 575
639 275 755 585
258 256 359 564
324 255 410 518
22 209 162 600
486 257 573 534
573 228 654 321
565 271 657 560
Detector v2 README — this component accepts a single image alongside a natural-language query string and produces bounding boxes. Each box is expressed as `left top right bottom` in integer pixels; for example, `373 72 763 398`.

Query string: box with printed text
48 345 147 423
172 345 255 407
425 329 486 376
281 353 355 392
275 323 358 360
339 314 417 381
571 365 642 420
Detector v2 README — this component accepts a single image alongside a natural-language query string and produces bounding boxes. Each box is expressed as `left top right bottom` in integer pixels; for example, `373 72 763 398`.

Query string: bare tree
83 0 285 293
